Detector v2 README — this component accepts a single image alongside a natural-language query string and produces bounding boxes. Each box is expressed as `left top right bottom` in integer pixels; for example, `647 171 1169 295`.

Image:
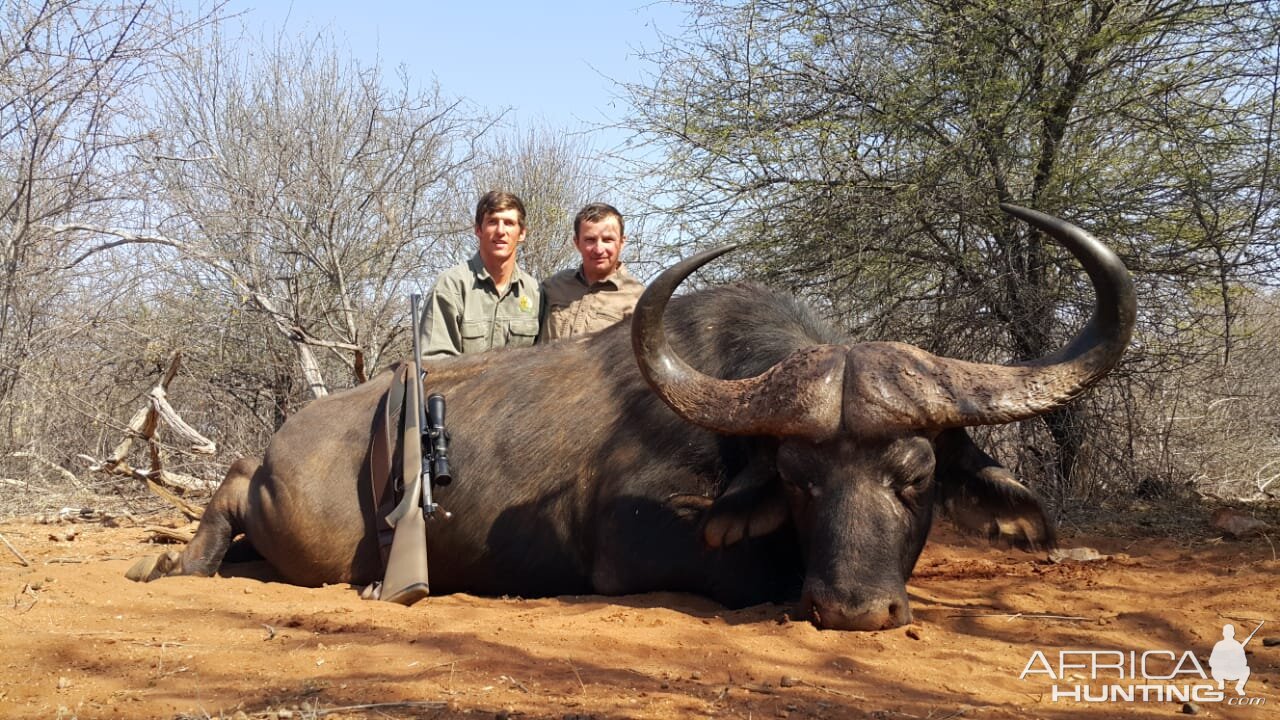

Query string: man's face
475 208 526 269
574 215 625 284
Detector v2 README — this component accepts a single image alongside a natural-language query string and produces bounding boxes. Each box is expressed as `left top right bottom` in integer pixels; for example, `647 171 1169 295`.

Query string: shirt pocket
460 319 491 354
589 305 628 331
505 316 540 347
546 303 573 340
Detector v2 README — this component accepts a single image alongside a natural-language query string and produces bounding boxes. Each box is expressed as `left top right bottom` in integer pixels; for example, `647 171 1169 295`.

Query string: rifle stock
382 492 430 604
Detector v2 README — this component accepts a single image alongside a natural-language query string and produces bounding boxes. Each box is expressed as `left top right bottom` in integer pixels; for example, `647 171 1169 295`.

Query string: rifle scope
426 393 452 486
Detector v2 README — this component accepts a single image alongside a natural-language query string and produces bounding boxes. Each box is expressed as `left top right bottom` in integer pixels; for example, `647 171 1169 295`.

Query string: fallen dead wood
143 525 195 544
148 390 216 454
143 478 203 521
83 351 212 519
89 454 207 494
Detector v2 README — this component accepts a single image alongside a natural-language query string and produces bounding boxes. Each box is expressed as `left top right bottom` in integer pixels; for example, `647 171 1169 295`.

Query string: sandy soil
0 515 1276 720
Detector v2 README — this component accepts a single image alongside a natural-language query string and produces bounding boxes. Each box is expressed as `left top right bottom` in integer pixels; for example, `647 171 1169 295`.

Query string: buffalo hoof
993 515 1053 550
125 550 181 582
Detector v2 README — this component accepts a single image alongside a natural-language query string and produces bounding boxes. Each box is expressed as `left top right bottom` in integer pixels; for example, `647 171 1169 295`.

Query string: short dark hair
475 191 527 229
573 202 624 238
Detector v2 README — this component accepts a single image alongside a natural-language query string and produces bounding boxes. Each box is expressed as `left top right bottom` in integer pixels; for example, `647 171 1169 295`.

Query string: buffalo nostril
887 599 909 622
886 599 912 627
801 586 913 631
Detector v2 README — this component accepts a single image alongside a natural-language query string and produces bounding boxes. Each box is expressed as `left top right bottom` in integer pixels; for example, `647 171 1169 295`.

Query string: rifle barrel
409 293 435 514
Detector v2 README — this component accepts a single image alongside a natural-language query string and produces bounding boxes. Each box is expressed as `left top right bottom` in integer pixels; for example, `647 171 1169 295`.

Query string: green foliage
627 0 1280 495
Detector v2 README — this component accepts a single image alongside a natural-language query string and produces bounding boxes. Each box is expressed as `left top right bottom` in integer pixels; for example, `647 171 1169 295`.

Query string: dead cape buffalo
128 204 1134 631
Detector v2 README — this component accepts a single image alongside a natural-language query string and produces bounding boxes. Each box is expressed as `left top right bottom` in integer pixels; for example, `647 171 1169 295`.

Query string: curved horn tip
688 244 740 265
996 204 1100 242
998 203 1043 224
639 244 741 301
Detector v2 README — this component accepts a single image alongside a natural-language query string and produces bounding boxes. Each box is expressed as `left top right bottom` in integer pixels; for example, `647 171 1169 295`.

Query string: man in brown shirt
539 203 645 342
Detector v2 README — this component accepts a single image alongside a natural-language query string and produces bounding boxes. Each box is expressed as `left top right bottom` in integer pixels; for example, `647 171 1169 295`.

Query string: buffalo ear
933 429 1056 551
662 471 788 547
702 461 788 548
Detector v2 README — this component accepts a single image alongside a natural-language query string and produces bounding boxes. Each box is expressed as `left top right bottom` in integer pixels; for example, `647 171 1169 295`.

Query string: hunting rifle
381 293 452 605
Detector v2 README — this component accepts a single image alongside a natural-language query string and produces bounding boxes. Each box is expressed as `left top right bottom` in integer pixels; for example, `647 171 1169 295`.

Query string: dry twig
1220 613 1272 625
9 451 81 486
798 679 867 701
0 532 30 567
500 675 531 693
567 660 586 692
947 612 1086 622
312 702 447 716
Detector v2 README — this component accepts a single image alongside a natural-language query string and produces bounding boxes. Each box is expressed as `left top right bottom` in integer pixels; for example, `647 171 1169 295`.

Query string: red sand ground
0 516 1275 719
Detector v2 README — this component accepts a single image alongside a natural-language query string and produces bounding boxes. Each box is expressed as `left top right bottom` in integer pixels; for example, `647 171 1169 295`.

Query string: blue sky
221 1 688 150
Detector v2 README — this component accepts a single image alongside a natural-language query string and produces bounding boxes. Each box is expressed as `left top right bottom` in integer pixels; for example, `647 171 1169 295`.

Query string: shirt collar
575 263 630 290
469 253 530 293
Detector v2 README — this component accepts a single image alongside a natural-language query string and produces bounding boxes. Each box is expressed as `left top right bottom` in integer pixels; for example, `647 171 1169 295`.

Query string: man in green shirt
419 191 542 357
539 202 645 342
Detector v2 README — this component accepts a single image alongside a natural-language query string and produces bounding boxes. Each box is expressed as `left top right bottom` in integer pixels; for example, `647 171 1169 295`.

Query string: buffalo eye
895 472 932 510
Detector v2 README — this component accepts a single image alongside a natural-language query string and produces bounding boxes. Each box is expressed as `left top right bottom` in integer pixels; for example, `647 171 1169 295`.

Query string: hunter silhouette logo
1019 620 1267 706
1210 622 1261 696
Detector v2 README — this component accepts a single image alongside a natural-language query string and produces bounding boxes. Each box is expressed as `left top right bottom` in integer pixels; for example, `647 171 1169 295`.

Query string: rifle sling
368 363 412 571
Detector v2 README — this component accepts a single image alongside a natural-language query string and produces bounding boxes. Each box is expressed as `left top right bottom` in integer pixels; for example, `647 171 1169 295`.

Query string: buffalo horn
632 205 1137 436
839 203 1137 430
630 246 846 439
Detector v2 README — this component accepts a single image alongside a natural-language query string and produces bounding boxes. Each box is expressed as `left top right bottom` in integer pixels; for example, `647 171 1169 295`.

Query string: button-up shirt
419 253 541 357
539 264 645 342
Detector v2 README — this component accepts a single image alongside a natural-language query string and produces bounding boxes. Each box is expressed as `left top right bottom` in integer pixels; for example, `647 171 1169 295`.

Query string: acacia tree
0 1 221 496
70 27 491 407
162 28 490 395
627 0 1280 498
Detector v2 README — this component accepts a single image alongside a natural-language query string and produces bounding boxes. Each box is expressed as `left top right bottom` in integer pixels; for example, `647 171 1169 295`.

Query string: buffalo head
632 204 1136 630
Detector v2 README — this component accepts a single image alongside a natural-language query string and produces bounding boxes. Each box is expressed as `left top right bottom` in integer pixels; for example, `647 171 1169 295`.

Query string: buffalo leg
126 457 258 582
592 487 801 609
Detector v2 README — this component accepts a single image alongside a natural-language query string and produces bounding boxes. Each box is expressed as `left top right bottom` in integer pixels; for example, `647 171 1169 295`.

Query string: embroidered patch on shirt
519 295 533 313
